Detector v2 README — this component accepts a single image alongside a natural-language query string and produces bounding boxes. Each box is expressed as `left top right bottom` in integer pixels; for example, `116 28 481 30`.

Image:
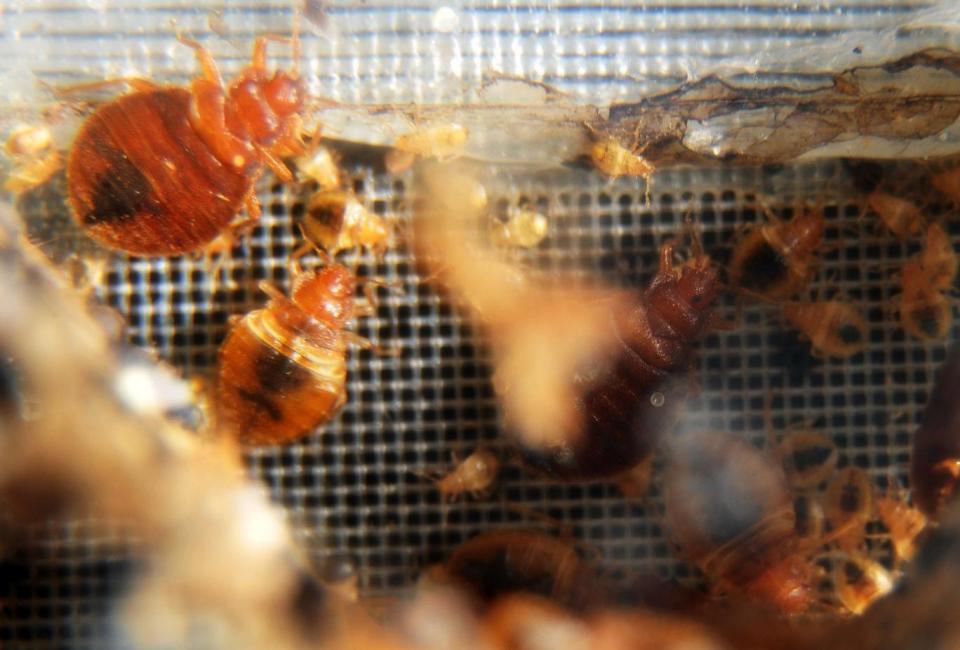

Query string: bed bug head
677 255 720 312
291 263 357 327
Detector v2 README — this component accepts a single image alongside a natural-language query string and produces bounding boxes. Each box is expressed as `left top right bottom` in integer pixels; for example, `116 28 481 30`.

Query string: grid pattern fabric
6 154 959 647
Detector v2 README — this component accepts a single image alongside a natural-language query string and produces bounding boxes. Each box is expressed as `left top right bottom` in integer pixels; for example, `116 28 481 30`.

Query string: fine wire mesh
3 1 960 647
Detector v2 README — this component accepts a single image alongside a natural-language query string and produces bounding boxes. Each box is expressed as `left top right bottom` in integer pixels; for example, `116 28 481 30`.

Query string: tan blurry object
413 163 625 449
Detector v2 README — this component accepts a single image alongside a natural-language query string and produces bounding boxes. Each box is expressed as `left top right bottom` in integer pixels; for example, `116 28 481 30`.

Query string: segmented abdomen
522 278 712 480
217 307 347 446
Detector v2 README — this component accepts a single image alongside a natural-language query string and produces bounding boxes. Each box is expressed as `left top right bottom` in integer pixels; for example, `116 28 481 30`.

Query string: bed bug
66 30 305 256
488 201 549 249
384 123 468 174
589 137 655 180
663 431 817 614
782 299 868 359
875 480 927 563
776 430 838 489
4 124 62 194
729 204 825 301
831 553 894 615
824 467 874 553
519 239 720 480
931 165 960 205
419 448 500 502
865 191 924 239
897 258 953 342
911 346 960 519
438 529 602 611
300 189 390 257
216 262 371 446
295 145 343 192
914 222 957 291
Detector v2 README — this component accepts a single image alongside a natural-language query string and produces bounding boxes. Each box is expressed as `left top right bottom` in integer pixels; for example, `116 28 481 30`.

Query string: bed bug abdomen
217 265 359 446
68 89 250 255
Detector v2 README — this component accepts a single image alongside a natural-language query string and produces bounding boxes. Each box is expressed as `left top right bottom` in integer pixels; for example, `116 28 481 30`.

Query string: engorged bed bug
216 262 372 446
729 204 825 301
436 529 602 612
824 467 874 553
519 238 720 480
777 430 838 489
782 299 868 359
663 431 818 614
66 29 306 256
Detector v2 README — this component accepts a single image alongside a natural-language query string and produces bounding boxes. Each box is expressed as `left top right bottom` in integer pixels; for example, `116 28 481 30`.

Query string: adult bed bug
67 30 305 255
519 238 720 480
216 261 371 446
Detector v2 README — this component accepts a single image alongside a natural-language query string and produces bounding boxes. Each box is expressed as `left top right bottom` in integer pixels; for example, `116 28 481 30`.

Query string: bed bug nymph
729 203 825 301
216 259 373 446
417 448 501 502
67 28 306 255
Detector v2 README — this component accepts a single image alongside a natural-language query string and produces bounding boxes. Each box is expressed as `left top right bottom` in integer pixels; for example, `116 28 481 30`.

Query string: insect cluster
5 22 960 650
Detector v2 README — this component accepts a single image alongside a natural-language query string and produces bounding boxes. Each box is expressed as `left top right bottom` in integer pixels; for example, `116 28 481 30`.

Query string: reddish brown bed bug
437 529 602 611
782 299 868 359
519 238 720 481
300 189 391 257
931 165 960 206
729 204 825 301
66 29 306 256
864 191 924 239
823 467 874 553
777 430 838 489
663 431 817 614
875 479 927 563
418 448 500 502
216 262 372 446
911 345 960 519
914 222 957 292
897 257 953 342
831 552 894 615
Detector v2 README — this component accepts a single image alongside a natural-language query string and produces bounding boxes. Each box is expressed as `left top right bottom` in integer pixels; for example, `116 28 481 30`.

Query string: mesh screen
3 1 960 647
7 155 957 646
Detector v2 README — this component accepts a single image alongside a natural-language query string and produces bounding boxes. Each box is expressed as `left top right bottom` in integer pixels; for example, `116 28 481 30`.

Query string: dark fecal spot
840 483 863 513
307 195 346 230
916 306 943 337
84 147 158 225
254 346 310 393
236 387 284 422
740 244 789 292
838 324 863 345
843 560 865 585
791 444 834 476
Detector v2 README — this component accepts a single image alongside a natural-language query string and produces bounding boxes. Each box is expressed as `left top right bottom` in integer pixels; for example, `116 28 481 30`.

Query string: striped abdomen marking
217 307 347 446
67 88 250 255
